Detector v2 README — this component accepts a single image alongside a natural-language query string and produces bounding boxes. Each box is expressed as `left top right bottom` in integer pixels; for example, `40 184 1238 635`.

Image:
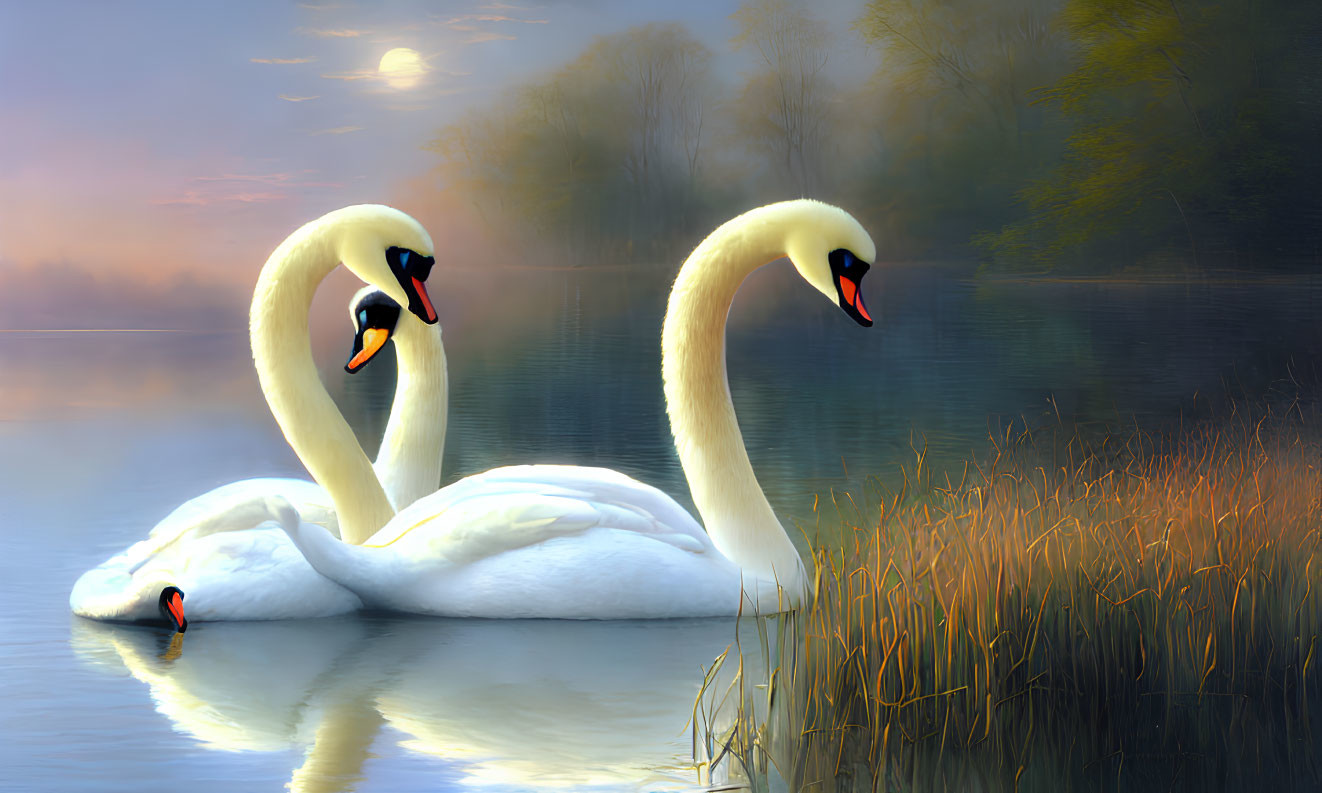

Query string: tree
430 23 719 263
731 0 833 194
983 0 1321 268
850 0 1073 256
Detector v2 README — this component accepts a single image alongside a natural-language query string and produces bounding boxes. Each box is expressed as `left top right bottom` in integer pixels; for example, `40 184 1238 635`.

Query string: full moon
378 48 426 90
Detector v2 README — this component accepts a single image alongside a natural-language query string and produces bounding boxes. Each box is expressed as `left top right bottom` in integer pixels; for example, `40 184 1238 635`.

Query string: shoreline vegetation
695 399 1322 792
431 0 1321 274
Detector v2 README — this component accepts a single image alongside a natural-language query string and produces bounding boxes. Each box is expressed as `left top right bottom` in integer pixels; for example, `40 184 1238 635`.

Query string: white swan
346 286 448 512
69 215 447 623
236 199 875 618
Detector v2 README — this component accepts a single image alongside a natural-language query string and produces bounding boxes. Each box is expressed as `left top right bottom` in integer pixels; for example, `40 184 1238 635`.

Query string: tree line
430 0 1322 270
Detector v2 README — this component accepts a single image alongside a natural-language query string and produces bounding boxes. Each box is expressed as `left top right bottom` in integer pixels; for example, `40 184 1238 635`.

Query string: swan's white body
69 221 447 623
69 481 358 622
254 200 876 619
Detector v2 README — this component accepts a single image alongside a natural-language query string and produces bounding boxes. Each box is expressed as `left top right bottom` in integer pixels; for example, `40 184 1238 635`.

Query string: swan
228 199 875 618
346 285 448 512
69 209 446 623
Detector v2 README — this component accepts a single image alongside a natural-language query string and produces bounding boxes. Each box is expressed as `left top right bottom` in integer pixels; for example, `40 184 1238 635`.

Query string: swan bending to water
69 208 445 623
238 199 875 619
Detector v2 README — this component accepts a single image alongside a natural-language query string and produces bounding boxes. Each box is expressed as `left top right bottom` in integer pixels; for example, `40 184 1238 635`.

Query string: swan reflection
71 615 758 791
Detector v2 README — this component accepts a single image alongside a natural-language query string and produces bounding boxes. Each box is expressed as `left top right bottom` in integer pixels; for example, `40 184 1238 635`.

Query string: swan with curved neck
663 199 875 591
70 207 446 623
347 285 448 511
241 199 875 618
250 205 440 546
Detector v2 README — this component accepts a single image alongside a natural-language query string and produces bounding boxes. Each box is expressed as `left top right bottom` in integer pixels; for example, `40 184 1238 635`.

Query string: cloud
437 13 548 26
479 1 545 9
464 31 517 44
193 173 293 185
298 27 369 38
184 173 343 190
151 190 288 206
250 56 316 64
298 2 339 9
319 70 376 81
308 125 364 136
278 94 320 102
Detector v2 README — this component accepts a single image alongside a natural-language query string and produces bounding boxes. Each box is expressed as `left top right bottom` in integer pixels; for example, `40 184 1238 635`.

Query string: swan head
782 201 877 328
345 286 402 373
328 205 439 325
157 586 187 633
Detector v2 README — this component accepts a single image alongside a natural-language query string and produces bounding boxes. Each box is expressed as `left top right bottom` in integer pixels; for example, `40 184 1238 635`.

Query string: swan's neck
288 694 382 793
374 324 447 511
251 229 395 545
661 205 806 591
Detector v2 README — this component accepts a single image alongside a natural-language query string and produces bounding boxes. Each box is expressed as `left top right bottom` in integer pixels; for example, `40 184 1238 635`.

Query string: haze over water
2 263 1319 791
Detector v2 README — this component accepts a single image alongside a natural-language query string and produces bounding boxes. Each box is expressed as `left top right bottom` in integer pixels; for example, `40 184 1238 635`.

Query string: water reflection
72 616 748 791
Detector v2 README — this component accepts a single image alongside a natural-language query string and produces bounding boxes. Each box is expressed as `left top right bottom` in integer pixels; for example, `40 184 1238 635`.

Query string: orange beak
839 277 872 322
347 327 390 372
412 276 437 323
166 591 186 633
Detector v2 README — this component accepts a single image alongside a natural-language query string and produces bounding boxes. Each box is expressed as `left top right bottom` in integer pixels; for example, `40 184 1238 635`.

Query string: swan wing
71 479 357 622
366 465 712 563
145 478 338 544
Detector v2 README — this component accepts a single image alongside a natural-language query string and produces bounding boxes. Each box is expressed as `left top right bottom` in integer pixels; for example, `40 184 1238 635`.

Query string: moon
378 48 426 90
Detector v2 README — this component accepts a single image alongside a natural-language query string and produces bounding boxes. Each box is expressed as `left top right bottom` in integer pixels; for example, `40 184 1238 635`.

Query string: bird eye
841 252 855 269
400 250 411 268
358 309 368 326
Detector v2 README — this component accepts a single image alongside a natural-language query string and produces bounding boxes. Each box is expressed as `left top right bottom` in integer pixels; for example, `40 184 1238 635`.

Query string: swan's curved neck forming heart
375 318 447 511
250 219 396 546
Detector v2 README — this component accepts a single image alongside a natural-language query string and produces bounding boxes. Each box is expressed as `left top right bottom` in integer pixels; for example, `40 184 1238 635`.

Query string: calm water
2 263 1320 791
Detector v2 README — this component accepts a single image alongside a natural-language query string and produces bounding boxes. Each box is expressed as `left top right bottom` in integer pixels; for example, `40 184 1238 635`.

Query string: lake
2 262 1319 791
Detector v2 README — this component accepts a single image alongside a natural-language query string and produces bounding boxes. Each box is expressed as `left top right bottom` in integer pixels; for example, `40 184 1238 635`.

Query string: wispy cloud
309 125 364 136
437 13 548 26
153 173 344 206
250 56 316 64
193 173 293 185
152 190 288 207
320 70 376 81
278 94 320 102
298 27 369 38
298 2 340 9
464 31 517 43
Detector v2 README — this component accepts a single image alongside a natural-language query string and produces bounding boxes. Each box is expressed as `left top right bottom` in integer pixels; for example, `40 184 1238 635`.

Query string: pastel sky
0 0 865 329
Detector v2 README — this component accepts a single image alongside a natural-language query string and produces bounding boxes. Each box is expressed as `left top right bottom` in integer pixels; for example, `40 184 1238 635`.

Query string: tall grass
696 403 1322 792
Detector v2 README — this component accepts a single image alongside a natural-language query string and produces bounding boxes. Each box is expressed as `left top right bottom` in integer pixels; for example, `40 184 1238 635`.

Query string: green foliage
983 0 1320 268
850 0 1074 257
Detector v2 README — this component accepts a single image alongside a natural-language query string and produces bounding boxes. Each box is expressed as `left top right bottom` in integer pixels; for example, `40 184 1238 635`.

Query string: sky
0 0 869 331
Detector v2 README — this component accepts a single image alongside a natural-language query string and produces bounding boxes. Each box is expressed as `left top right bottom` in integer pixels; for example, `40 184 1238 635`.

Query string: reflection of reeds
698 403 1322 792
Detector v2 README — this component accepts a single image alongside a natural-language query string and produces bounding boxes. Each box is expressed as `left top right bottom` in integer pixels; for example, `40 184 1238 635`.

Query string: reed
696 402 1322 792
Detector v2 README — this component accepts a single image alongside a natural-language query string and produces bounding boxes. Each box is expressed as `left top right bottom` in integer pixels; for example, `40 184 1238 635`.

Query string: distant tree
430 23 719 263
851 0 1072 256
983 0 1321 268
731 0 833 194
585 23 714 234
857 0 1068 147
